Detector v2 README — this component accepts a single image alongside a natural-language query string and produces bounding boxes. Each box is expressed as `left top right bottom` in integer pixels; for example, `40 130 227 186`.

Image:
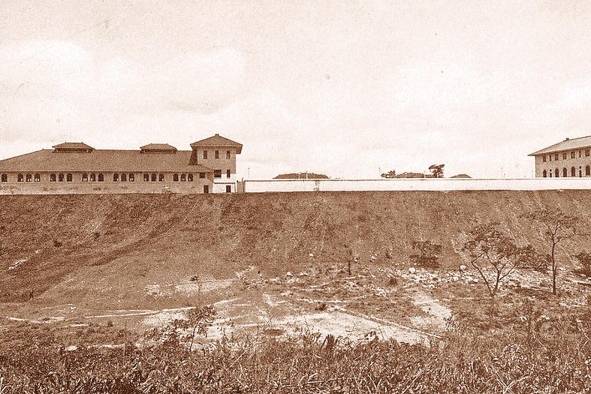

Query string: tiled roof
0 149 212 173
191 133 242 154
140 143 177 152
529 136 591 156
52 142 95 151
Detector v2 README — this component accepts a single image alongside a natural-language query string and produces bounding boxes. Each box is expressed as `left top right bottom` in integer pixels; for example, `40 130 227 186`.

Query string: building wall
194 148 237 177
243 178 591 192
534 148 591 177
0 171 215 195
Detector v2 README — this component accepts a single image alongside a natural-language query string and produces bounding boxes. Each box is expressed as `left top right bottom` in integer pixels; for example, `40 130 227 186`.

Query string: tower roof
191 133 242 154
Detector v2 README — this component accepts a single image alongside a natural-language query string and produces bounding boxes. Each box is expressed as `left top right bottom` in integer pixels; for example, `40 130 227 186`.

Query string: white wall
243 178 591 193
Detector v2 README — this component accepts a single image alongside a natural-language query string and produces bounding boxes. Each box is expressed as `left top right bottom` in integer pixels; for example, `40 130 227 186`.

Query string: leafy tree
381 170 397 178
573 251 591 277
522 209 582 295
462 223 537 298
410 240 442 268
428 164 445 178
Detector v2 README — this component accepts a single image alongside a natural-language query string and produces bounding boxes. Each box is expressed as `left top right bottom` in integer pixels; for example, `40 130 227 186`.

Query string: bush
409 240 442 268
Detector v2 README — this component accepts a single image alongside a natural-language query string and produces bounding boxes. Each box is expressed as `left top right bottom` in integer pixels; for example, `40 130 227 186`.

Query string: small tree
462 223 536 298
522 209 582 295
428 164 445 178
573 251 591 277
410 240 442 268
381 170 396 178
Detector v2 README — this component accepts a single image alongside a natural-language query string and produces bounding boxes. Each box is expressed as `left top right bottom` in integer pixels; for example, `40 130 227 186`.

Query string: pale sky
1 0 591 179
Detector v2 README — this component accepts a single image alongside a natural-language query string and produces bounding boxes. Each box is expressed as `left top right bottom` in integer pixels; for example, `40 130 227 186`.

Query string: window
1 174 7 182
113 173 119 182
542 170 547 178
58 173 64 182
82 173 88 182
17 174 23 182
203 185 209 194
571 167 576 177
549 171 552 178
199 172 205 179
214 169 222 178
144 173 150 182
98 173 104 182
66 173 72 182
549 154 552 161
203 150 208 159
215 150 219 159
571 151 576 159
26 174 32 182
121 173 127 182
90 173 96 182
543 155 547 162
586 149 590 157
555 154 559 161
50 174 56 182
226 185 232 193
555 168 559 177
586 166 590 176
563 168 567 177
563 153 567 160
173 174 179 182
181 173 186 181
159 174 164 182
226 169 231 178
151 173 157 182
188 174 193 182
226 151 231 159
34 173 40 182
129 173 135 182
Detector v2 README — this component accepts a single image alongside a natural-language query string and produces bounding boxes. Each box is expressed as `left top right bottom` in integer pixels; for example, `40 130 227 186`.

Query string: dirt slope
1 191 590 306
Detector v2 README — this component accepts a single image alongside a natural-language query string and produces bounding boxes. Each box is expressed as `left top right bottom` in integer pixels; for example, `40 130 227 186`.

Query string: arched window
90 173 96 182
143 173 149 182
82 173 88 182
98 173 104 182
188 174 193 182
542 170 547 178
17 174 24 182
158 174 164 182
226 150 231 159
121 173 127 182
58 173 64 182
129 173 134 182
555 168 559 177
50 174 56 182
173 174 179 182
151 173 157 182
180 173 186 181
586 166 590 176
66 173 72 182
113 173 119 182
26 174 32 182
1 174 7 182
563 168 568 177
571 167 576 177
34 173 40 182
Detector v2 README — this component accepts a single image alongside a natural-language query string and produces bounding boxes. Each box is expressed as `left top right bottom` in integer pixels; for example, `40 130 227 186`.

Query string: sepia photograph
1 0 591 392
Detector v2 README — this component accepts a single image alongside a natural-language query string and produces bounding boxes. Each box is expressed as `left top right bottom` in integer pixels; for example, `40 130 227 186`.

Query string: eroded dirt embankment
0 190 590 305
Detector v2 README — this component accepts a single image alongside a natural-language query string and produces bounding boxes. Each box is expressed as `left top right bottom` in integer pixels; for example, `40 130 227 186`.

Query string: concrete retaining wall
242 178 591 192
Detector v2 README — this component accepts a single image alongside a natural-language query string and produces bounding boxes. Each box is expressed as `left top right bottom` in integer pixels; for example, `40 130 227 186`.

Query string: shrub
409 240 442 268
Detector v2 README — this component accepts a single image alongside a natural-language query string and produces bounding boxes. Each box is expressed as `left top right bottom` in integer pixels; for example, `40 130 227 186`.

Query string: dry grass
1 305 590 393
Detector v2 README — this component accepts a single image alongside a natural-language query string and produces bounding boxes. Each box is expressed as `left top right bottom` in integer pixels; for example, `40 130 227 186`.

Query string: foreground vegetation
1 303 590 394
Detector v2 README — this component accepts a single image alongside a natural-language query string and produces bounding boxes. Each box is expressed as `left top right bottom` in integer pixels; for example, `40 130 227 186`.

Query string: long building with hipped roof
0 133 242 194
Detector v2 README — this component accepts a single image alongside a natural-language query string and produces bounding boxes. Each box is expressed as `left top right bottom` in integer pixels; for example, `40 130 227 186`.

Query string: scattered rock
459 265 467 272
408 267 416 274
